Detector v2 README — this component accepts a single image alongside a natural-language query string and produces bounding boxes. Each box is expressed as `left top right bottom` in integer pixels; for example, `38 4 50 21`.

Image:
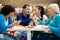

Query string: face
33 7 41 17
6 12 15 19
10 12 15 17
23 6 30 14
47 6 56 17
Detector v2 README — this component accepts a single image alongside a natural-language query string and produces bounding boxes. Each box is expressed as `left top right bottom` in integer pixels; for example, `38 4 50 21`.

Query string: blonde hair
49 3 60 13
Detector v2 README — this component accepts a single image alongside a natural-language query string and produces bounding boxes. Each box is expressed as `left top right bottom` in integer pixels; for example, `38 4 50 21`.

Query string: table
7 25 52 40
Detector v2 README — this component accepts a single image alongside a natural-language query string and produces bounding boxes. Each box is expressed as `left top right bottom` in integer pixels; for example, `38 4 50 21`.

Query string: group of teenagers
0 3 60 40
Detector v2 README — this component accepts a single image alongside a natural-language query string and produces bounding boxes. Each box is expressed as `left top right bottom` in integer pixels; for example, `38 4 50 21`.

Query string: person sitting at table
32 6 48 40
16 4 31 26
47 3 60 40
0 5 19 33
32 6 48 26
32 3 60 40
34 3 60 40
15 4 31 40
34 7 52 25
0 5 20 40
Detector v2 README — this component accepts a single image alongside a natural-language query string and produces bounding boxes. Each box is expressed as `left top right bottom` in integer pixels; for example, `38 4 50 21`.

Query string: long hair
36 6 45 20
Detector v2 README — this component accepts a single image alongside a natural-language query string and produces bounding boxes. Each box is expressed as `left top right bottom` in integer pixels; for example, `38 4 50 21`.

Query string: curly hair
1 5 15 16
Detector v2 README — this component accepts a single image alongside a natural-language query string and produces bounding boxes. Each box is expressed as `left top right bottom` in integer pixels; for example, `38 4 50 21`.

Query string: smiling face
33 7 41 17
23 6 30 14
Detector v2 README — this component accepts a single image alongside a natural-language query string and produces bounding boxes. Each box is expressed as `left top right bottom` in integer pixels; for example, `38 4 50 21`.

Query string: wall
0 0 57 7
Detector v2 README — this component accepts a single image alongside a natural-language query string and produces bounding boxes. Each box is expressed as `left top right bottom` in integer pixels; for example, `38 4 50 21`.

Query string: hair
49 3 59 13
36 6 45 20
23 4 30 9
1 5 15 16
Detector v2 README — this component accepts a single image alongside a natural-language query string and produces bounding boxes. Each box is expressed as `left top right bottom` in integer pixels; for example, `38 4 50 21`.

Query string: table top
7 25 52 33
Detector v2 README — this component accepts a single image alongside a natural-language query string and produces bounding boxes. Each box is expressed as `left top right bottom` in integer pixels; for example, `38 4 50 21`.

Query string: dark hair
23 4 30 9
36 6 45 20
1 5 15 16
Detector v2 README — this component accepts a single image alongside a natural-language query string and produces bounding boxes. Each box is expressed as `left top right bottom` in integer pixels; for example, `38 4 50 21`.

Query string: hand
33 15 39 22
41 26 48 29
14 21 21 26
10 21 21 28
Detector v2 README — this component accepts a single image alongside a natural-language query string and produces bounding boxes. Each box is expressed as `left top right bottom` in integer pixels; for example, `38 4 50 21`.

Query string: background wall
0 0 60 17
0 0 58 7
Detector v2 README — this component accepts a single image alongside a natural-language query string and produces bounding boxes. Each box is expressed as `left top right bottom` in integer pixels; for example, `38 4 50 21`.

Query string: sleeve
8 17 14 25
37 16 52 25
16 14 21 21
49 26 58 32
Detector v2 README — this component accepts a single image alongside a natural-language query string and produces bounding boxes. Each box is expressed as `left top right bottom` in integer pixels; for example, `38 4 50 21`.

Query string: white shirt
5 19 8 26
43 15 48 22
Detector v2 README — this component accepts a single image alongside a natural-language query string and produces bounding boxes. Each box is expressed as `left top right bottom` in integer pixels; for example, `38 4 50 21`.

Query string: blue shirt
17 13 31 26
0 14 10 33
8 17 13 25
49 13 60 37
0 14 13 33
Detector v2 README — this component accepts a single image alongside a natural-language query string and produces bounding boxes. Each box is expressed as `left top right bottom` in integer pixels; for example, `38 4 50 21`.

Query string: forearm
37 16 52 25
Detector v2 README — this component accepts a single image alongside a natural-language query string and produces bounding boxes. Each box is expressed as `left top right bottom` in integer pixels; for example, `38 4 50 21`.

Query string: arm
48 26 58 32
16 14 20 21
37 16 52 25
8 17 14 25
